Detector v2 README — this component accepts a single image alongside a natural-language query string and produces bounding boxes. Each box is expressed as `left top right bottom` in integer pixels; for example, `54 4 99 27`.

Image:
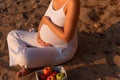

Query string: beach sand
0 0 120 80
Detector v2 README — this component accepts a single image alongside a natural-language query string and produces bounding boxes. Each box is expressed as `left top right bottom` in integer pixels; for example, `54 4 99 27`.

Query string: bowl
36 66 67 80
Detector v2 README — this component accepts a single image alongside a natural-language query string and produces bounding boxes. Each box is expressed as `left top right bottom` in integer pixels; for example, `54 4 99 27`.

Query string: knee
7 30 19 41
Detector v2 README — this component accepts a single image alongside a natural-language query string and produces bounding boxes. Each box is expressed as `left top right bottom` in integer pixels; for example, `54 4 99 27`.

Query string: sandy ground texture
1 0 120 80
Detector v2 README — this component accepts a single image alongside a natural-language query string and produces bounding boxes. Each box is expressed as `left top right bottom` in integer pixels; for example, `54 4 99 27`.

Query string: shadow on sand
62 21 120 80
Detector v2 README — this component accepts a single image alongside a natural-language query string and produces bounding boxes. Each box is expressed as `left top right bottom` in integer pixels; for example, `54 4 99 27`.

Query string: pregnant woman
7 0 80 77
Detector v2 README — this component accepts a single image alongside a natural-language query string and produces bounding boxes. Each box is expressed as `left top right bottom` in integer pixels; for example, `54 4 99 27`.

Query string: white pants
7 30 76 68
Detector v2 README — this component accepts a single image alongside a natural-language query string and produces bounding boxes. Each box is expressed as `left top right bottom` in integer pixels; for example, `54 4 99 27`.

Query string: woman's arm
41 0 80 42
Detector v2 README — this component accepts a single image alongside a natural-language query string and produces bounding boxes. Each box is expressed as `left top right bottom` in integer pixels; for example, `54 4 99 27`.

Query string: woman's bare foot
16 68 33 78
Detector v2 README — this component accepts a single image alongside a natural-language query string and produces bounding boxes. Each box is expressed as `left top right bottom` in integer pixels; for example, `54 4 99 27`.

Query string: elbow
63 36 72 42
63 39 69 42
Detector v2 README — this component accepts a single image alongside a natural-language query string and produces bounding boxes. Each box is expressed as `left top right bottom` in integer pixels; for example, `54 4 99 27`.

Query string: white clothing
40 0 78 48
7 30 60 68
7 0 78 68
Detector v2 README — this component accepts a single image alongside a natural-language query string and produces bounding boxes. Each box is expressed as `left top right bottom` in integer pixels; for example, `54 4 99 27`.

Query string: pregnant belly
40 25 67 47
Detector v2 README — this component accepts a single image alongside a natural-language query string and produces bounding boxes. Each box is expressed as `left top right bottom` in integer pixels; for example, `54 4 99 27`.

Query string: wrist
47 20 52 27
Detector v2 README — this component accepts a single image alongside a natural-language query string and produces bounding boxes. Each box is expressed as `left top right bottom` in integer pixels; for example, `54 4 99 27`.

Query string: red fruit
43 67 53 76
47 75 56 80
39 74 46 80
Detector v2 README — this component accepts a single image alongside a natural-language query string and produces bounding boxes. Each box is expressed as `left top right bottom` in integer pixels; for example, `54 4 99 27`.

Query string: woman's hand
41 16 51 25
37 36 52 47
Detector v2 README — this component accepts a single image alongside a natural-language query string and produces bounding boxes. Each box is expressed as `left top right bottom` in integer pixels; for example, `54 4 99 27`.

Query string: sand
0 0 120 80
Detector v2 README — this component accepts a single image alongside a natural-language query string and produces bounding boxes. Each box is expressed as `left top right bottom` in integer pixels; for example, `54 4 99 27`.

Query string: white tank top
40 0 78 49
